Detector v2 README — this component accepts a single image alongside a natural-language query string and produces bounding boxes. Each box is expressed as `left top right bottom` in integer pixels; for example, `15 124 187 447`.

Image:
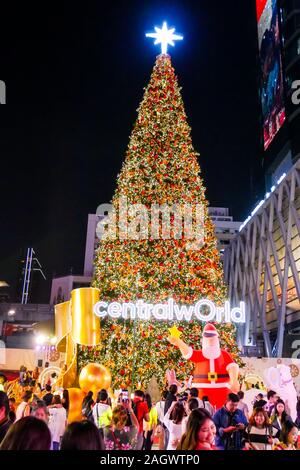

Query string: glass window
284 16 296 40
293 0 300 9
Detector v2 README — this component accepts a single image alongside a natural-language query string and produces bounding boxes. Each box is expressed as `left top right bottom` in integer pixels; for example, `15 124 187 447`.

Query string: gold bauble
79 363 112 398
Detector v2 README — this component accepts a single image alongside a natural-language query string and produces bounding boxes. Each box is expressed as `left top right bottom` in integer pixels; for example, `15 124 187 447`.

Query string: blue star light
146 21 183 55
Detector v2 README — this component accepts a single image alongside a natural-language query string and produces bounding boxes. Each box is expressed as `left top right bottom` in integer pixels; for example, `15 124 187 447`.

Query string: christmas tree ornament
79 363 112 397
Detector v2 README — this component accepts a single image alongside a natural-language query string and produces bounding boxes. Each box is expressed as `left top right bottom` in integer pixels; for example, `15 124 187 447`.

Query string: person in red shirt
168 323 240 409
132 390 149 450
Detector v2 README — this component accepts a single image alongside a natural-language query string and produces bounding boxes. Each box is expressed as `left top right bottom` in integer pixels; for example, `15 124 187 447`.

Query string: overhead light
35 335 46 345
0 281 9 288
8 309 15 316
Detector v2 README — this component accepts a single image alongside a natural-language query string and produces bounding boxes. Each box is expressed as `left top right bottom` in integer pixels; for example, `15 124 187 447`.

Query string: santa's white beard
202 344 221 359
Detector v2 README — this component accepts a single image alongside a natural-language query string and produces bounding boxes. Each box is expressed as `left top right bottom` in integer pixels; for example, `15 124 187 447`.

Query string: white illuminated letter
153 304 168 320
216 306 225 323
108 302 122 319
145 303 153 320
224 301 231 322
194 300 216 322
122 302 136 319
173 304 194 321
231 302 246 323
93 301 108 318
168 298 174 320
136 300 147 319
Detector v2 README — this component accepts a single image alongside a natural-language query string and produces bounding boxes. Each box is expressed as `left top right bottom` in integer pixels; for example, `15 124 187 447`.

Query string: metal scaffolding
224 159 300 357
21 248 46 304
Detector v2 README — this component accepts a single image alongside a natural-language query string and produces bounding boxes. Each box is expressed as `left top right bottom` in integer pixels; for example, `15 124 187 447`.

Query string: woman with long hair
273 421 299 450
243 407 279 450
103 400 139 450
163 400 185 450
271 399 292 432
0 416 51 450
81 391 94 421
177 408 217 450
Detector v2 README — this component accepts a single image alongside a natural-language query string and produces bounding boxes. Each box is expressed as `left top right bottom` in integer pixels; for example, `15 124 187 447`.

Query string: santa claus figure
168 323 240 409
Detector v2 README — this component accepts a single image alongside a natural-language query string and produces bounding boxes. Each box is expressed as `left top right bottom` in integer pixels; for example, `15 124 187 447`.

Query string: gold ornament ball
67 387 86 423
79 363 112 397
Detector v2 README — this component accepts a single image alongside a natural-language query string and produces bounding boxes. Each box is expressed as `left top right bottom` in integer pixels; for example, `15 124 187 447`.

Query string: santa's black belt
193 373 229 379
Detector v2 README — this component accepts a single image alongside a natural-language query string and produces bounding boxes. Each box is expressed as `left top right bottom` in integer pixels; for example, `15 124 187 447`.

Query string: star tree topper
146 21 183 55
168 325 182 340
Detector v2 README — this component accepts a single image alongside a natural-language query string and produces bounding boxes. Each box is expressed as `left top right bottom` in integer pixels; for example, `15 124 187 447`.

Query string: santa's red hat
203 323 219 337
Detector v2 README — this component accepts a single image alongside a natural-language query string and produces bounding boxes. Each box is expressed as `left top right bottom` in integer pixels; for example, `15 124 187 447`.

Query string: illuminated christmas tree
78 32 241 389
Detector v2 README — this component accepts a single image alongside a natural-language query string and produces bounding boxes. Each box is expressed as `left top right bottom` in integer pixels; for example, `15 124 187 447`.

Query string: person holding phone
103 399 139 450
213 393 248 450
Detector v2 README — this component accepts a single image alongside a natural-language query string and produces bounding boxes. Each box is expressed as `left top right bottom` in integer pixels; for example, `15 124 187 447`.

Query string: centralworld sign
93 299 246 324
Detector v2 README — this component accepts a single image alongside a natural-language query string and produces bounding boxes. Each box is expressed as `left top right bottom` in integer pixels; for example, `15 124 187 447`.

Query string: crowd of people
0 375 300 451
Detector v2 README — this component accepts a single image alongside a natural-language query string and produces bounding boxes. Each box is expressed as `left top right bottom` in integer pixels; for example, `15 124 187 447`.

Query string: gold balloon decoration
67 387 86 423
79 363 112 397
55 288 101 389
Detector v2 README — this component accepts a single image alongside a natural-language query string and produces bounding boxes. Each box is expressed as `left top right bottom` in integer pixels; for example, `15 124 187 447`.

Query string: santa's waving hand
168 323 240 409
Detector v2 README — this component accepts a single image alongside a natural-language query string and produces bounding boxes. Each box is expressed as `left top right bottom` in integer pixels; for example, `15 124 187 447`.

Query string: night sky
0 0 264 302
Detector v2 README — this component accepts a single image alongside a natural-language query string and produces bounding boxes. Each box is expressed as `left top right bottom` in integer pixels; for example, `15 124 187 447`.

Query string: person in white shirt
48 395 67 450
237 391 249 421
92 390 112 433
155 391 167 425
163 400 185 450
202 396 215 416
15 390 32 421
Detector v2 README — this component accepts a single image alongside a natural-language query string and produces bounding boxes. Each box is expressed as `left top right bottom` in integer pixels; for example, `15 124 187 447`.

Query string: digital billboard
256 0 286 150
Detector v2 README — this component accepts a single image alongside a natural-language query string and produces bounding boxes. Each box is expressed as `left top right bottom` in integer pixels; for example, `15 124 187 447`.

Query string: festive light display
93 299 246 323
145 22 183 55
78 54 241 389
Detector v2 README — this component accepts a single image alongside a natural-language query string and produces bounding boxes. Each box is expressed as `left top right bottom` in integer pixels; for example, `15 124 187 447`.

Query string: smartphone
122 390 129 403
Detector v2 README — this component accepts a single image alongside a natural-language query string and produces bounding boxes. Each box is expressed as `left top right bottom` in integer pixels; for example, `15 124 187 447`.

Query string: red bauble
120 369 125 376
